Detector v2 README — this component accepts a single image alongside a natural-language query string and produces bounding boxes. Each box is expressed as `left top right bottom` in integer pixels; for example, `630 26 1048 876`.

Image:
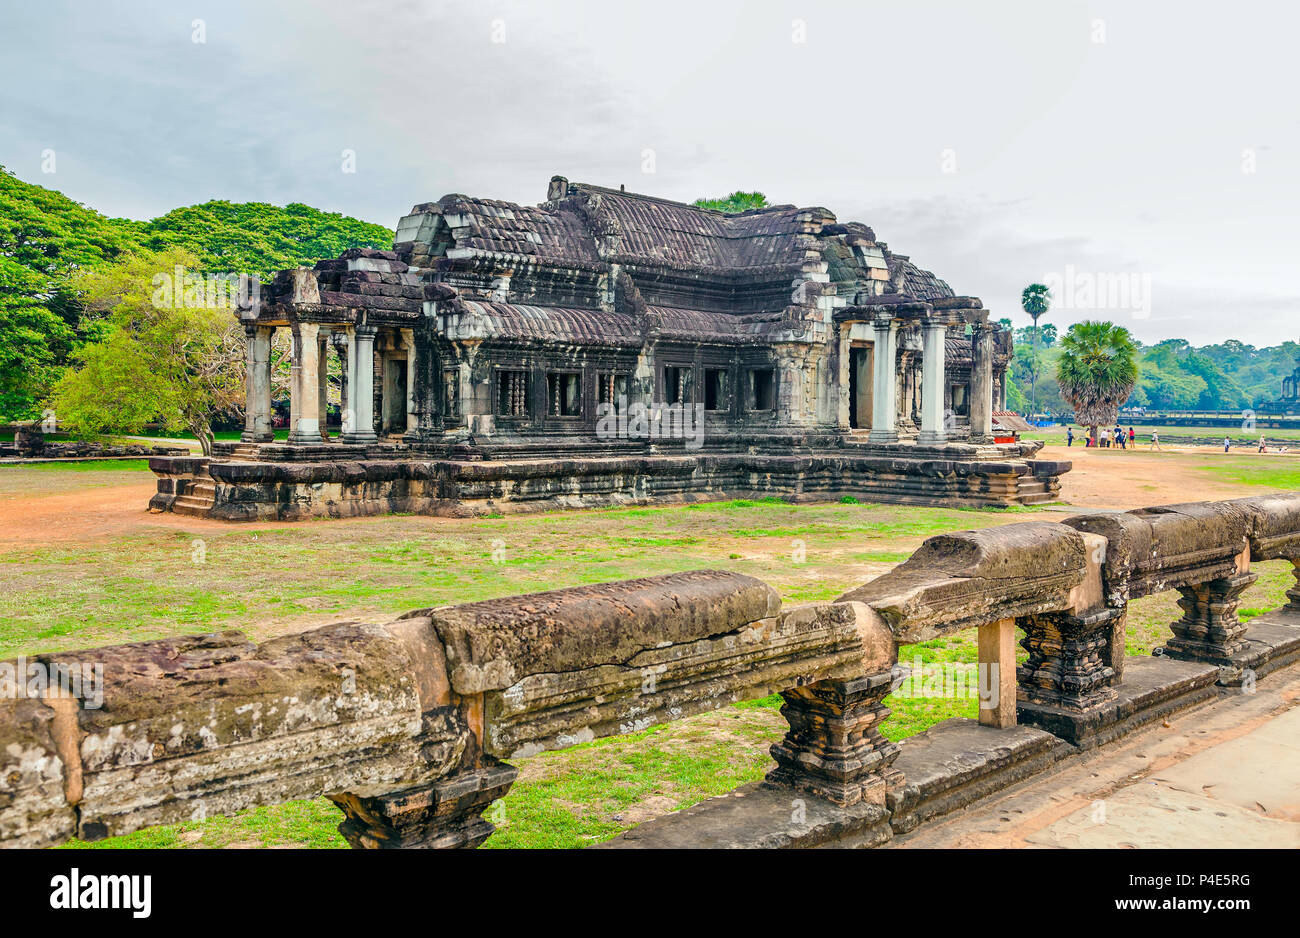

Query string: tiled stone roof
271 177 975 342
452 302 642 347
428 195 603 267
645 306 782 342
572 185 811 272
892 257 954 300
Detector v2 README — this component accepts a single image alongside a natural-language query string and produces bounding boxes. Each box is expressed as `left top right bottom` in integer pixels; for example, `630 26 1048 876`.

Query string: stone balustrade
3 495 1299 849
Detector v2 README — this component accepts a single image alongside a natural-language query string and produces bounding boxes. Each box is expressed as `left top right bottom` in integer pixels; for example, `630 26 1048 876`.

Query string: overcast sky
3 0 1297 345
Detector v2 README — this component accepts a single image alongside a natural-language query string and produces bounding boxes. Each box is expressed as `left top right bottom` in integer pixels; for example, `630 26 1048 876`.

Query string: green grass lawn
0 496 1030 658
1200 460 1300 490
5 464 1294 849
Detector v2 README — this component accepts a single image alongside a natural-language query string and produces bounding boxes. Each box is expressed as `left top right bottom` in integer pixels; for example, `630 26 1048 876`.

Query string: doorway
383 358 407 433
849 345 873 430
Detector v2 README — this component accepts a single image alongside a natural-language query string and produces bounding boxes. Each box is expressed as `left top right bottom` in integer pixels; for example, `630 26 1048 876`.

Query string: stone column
1163 572 1258 666
287 322 321 445
333 332 349 432
868 316 899 444
1286 560 1300 612
969 323 995 444
917 318 948 445
317 330 331 442
766 673 903 807
241 324 274 443
836 327 852 430
342 325 378 445
402 329 418 437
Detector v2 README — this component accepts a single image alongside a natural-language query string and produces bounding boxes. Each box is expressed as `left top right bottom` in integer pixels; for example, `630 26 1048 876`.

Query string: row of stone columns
241 322 387 446
864 314 996 446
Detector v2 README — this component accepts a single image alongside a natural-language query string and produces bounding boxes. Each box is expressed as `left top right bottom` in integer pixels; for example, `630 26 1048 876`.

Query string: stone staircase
227 443 262 460
171 467 216 517
1017 475 1055 505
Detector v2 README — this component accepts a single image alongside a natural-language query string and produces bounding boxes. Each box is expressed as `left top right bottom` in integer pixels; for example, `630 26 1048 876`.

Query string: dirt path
1045 443 1272 510
0 480 249 546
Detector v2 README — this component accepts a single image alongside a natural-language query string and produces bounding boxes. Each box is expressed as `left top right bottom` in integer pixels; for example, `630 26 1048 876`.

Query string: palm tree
1056 321 1139 445
1021 283 1052 415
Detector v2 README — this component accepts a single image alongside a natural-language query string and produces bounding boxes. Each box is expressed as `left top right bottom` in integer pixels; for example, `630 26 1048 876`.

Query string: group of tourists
1065 427 1286 454
1067 425 1137 449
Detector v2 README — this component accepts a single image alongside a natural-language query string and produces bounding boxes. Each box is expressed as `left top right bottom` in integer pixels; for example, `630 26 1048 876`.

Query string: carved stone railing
2 496 1298 849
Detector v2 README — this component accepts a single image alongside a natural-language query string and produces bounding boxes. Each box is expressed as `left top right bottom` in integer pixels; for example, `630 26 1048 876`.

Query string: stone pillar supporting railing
766 673 902 807
1166 572 1258 665
1018 606 1122 711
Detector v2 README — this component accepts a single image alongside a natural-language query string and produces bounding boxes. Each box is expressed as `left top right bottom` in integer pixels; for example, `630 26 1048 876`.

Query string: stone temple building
150 176 1069 519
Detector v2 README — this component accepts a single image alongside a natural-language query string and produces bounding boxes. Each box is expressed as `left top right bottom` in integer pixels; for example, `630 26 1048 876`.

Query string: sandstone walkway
892 667 1300 849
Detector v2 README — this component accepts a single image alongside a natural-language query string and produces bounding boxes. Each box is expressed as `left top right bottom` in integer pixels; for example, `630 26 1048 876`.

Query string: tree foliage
1020 283 1051 320
1056 321 1139 437
692 191 769 213
132 201 394 280
52 248 245 454
0 165 392 422
1015 323 1056 347
0 167 142 419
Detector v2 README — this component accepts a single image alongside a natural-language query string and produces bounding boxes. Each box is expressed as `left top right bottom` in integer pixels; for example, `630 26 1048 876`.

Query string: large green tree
134 201 394 280
0 166 393 423
1056 321 1139 443
52 248 246 454
0 167 143 418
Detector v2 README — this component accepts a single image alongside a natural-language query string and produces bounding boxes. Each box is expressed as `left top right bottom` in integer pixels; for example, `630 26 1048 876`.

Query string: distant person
1259 434 1268 453
1224 436 1231 453
1151 430 1161 450
1129 427 1136 446
1067 427 1074 447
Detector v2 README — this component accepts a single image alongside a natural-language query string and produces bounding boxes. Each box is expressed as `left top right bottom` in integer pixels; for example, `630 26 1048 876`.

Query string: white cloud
1 0 1295 345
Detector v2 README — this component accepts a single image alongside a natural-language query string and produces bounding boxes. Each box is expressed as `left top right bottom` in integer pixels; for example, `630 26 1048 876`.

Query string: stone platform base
886 719 1074 834
149 447 1071 521
594 781 894 849
1017 655 1220 750
1232 615 1300 685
